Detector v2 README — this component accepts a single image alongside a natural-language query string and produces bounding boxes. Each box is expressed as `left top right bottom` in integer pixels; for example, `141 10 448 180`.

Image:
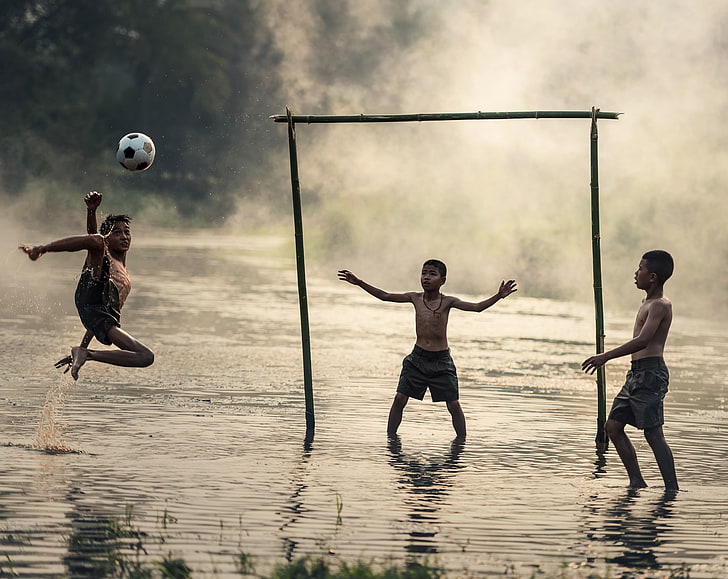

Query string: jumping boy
338 260 517 439
582 250 678 491
19 191 154 380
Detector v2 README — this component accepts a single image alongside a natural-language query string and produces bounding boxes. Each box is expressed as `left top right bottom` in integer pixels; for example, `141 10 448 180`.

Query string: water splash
31 375 85 454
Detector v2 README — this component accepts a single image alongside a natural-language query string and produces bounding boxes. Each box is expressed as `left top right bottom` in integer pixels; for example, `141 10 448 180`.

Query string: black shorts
608 357 669 430
397 345 459 402
76 305 120 346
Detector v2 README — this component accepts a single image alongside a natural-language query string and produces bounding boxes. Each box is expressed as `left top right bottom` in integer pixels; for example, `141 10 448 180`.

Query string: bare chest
109 259 132 305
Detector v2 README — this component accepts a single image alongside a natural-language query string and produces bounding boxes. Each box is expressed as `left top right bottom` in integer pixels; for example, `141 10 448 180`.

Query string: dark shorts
74 264 121 346
608 357 669 430
397 345 459 402
76 305 120 346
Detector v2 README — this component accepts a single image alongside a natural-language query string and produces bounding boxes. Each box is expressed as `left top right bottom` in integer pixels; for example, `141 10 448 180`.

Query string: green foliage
270 556 446 579
234 552 256 576
156 554 193 579
0 0 280 220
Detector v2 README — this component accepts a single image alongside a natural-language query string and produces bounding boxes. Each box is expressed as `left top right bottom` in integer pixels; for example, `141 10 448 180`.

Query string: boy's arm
450 279 518 312
84 191 103 234
337 269 413 303
582 301 669 374
19 234 105 260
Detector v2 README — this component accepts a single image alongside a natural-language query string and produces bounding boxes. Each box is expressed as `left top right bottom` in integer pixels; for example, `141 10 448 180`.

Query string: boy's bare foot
70 347 88 380
629 479 648 489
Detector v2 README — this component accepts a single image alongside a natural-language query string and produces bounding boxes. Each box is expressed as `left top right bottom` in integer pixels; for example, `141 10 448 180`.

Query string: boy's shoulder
643 295 672 308
638 295 672 317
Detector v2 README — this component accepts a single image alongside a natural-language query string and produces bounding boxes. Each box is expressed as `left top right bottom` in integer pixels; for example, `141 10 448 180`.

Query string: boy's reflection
387 436 466 554
585 488 676 570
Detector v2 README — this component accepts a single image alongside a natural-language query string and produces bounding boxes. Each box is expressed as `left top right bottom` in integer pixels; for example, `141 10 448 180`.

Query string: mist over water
3 1 727 318
255 0 728 319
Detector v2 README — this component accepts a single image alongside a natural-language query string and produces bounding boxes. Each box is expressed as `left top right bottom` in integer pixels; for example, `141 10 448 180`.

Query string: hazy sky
5 1 726 321
256 0 728 318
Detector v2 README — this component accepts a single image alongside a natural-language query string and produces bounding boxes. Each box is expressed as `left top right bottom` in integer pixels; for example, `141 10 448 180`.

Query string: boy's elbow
89 233 105 249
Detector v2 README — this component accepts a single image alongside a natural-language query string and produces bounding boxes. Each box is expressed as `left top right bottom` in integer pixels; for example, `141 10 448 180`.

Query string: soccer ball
116 132 156 172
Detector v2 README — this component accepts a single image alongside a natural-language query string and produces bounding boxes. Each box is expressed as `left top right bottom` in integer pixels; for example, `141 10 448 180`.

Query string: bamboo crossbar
271 110 621 124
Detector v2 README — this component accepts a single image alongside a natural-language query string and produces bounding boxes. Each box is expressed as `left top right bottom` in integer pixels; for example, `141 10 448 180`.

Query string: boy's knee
139 347 154 367
604 419 624 440
392 392 408 407
643 426 664 445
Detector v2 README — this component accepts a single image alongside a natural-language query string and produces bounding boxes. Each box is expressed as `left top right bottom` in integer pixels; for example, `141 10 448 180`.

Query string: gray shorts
397 345 459 402
608 357 669 430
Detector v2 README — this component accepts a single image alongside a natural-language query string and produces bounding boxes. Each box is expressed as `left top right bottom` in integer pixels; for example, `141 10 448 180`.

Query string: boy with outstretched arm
338 259 517 439
19 191 154 380
582 250 678 491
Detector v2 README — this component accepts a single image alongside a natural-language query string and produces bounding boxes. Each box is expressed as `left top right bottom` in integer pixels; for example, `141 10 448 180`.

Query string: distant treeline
0 0 281 220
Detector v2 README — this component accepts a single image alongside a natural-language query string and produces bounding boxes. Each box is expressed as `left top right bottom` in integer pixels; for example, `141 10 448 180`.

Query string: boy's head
421 259 447 292
423 259 447 277
641 250 674 285
100 214 132 236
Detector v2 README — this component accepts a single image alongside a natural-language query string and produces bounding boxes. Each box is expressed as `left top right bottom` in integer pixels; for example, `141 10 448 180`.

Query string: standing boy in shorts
582 250 678 491
338 260 517 439
19 191 154 380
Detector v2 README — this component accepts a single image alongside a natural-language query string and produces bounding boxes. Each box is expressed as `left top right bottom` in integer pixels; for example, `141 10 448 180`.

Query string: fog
5 0 728 321
254 0 728 319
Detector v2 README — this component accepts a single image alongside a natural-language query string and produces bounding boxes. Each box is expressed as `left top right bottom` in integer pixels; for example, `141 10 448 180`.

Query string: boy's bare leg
446 399 467 439
645 426 679 491
387 393 409 437
70 326 154 380
605 418 647 488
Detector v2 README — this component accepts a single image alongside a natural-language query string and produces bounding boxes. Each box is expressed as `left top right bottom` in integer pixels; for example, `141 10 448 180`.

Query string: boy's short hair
642 250 674 284
423 259 447 277
100 214 132 236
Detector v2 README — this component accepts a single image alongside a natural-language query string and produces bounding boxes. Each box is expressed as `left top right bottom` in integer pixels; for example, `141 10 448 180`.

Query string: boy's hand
582 353 608 374
18 244 45 261
338 269 362 285
84 191 102 210
498 279 517 299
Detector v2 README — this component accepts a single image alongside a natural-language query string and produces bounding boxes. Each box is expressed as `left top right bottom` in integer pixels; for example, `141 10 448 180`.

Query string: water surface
1 233 726 577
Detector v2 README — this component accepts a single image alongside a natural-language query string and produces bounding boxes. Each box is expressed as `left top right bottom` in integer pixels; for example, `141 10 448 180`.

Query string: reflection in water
387 436 465 554
584 490 676 571
280 436 315 562
592 448 608 479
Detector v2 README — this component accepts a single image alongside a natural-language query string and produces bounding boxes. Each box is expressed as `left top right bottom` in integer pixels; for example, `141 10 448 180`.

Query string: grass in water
50 506 715 579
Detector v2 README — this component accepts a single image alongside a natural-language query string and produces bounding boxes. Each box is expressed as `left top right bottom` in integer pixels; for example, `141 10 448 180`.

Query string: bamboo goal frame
271 107 620 448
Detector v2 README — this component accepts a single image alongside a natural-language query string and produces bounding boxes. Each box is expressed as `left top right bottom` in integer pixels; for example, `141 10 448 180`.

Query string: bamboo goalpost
271 107 620 448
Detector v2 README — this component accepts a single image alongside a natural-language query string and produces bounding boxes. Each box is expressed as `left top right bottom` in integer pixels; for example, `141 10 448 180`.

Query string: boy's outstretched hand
582 353 608 375
338 269 362 286
18 244 45 261
498 279 518 299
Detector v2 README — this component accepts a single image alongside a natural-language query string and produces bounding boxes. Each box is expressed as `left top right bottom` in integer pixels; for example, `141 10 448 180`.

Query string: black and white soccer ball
116 132 156 172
